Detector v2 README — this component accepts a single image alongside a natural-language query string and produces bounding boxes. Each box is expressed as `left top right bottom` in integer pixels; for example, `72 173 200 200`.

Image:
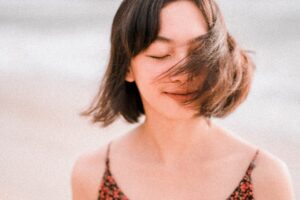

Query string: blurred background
0 0 299 199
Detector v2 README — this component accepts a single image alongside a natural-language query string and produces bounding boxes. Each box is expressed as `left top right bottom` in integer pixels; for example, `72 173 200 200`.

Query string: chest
108 158 249 200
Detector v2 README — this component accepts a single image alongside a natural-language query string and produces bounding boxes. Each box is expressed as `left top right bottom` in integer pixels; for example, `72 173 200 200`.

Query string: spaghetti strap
251 149 259 164
105 141 112 168
247 148 260 173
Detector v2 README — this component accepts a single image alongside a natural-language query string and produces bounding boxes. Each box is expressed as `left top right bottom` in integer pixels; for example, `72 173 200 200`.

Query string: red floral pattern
98 142 259 200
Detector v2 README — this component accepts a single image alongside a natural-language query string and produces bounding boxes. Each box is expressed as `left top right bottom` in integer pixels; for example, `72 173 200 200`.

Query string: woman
71 0 295 199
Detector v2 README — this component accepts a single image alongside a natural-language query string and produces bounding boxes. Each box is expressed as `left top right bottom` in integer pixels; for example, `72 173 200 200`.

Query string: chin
142 94 199 121
155 104 198 121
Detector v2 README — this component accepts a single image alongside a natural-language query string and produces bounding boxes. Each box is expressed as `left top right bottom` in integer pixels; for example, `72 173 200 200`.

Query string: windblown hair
81 0 256 127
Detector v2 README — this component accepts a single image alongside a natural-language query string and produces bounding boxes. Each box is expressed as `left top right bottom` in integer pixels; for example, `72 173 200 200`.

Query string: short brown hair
81 0 255 127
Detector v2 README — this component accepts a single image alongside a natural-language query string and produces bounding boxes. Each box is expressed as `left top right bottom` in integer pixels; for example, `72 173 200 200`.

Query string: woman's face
126 0 208 120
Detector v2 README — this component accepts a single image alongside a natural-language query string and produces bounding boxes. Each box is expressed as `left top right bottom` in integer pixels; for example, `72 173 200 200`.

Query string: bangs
122 0 164 57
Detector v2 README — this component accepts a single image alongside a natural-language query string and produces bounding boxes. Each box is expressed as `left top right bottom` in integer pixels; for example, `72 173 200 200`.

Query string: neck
136 115 215 168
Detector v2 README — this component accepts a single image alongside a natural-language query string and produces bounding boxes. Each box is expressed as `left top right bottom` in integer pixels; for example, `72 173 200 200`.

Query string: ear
125 66 135 82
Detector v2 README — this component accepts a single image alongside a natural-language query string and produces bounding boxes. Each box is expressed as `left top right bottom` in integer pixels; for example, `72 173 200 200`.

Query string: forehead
158 1 208 46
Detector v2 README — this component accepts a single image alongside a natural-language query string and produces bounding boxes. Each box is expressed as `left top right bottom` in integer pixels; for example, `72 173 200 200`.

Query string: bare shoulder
215 125 295 199
252 149 295 200
70 143 109 200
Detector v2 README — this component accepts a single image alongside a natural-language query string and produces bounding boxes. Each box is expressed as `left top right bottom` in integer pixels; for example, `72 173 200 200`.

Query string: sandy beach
0 1 299 199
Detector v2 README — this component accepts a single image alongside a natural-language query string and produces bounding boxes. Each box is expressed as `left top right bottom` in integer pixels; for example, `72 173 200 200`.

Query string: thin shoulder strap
251 149 259 165
247 149 260 173
105 141 113 168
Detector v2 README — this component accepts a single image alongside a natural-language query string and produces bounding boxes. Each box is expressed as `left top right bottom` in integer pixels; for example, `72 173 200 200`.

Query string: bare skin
71 123 294 200
71 1 295 199
107 122 259 200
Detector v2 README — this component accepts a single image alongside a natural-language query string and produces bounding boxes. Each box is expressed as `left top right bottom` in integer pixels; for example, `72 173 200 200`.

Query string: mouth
164 90 197 95
163 91 197 102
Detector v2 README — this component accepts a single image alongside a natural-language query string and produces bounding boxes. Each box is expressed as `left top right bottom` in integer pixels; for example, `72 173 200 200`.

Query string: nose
168 49 189 84
169 73 188 84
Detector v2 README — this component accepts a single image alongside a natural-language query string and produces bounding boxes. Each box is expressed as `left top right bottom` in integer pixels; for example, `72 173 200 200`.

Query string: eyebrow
155 34 206 45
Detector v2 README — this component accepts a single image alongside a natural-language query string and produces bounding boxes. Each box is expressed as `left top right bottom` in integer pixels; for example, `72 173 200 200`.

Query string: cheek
131 57 169 86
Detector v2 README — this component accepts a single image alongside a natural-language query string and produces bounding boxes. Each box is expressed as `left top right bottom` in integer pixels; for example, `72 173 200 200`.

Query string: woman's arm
71 147 107 200
71 155 90 200
252 150 295 200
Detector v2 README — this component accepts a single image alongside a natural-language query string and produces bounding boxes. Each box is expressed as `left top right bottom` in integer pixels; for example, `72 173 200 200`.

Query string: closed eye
147 55 170 60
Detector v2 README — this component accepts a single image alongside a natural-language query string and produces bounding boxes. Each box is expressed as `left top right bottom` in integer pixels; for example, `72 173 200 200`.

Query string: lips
163 90 197 102
164 90 197 95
